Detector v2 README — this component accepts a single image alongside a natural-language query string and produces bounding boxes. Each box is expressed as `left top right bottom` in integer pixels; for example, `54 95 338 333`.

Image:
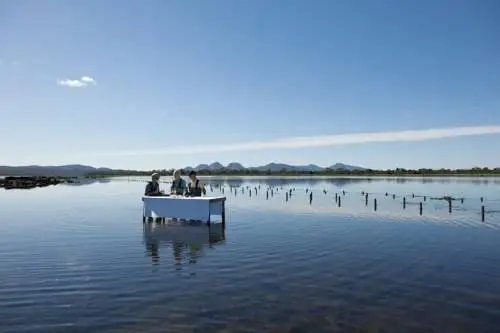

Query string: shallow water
1 176 500 332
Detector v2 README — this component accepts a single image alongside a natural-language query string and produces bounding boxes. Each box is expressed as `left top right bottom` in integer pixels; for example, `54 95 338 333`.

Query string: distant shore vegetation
86 167 500 178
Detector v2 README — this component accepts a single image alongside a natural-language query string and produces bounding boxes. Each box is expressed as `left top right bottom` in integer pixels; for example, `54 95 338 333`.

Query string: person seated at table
186 170 206 197
144 173 162 196
170 169 186 195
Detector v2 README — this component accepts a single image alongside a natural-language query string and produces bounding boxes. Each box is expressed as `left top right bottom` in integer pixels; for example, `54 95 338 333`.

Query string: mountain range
183 162 365 172
0 164 113 177
0 162 365 176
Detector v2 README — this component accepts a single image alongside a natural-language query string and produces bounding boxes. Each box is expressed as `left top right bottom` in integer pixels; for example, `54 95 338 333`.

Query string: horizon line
85 125 500 157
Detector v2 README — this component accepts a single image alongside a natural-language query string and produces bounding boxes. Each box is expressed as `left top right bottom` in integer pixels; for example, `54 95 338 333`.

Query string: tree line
85 167 500 177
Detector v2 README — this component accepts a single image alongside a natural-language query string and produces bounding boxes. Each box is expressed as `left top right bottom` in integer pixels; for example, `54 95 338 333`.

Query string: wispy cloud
57 76 97 88
0 59 20 66
91 125 500 156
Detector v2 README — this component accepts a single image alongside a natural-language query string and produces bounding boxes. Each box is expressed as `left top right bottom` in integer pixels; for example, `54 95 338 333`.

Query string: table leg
221 201 226 225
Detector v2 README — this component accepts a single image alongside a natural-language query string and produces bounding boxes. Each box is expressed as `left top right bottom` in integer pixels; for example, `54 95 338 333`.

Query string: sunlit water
1 176 500 333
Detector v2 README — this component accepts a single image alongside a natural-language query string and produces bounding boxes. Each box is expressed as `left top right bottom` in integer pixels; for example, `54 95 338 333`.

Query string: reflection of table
142 195 226 223
143 223 226 265
144 223 226 246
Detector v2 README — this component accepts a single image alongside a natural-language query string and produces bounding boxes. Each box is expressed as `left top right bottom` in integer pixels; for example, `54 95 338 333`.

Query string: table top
142 195 226 202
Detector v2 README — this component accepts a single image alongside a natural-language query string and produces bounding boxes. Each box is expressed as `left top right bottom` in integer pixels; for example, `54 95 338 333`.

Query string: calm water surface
1 176 500 333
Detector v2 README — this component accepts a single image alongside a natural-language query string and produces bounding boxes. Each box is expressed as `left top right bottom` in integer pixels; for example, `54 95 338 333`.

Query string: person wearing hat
144 172 162 196
170 169 187 195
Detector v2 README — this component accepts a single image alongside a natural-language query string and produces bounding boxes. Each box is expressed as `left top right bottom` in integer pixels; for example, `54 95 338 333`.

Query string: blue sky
1 0 499 170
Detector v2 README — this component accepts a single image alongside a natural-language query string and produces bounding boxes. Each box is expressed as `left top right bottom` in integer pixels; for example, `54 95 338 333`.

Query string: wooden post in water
285 192 289 202
374 198 377 211
481 205 485 222
338 196 341 207
335 193 338 203
403 197 406 209
393 194 396 200
365 193 368 206
448 199 452 214
249 190 251 198
412 193 415 198
385 192 388 197
289 189 292 197
309 192 313 205
481 197 484 203
342 190 345 196
424 196 426 201
266 191 269 200
419 202 423 215
271 189 274 197
461 198 464 204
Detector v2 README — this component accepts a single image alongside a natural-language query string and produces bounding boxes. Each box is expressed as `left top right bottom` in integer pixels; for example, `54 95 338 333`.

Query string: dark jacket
187 179 205 197
145 181 160 196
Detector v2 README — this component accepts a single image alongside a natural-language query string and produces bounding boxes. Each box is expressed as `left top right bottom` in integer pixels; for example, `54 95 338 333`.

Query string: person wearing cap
144 173 162 196
186 170 206 197
170 169 187 195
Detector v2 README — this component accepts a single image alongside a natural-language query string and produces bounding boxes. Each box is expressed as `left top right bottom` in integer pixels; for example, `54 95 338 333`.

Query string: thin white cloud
90 125 500 156
0 59 21 66
57 76 97 88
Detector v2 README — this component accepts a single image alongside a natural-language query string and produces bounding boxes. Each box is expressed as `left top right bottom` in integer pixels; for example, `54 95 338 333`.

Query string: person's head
173 169 181 180
188 170 197 181
151 173 160 183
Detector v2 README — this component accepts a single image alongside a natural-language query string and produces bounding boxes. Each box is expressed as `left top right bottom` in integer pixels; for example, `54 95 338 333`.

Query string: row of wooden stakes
215 185 489 222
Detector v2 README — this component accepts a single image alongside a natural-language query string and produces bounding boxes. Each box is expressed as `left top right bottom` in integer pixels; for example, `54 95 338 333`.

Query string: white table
142 195 226 223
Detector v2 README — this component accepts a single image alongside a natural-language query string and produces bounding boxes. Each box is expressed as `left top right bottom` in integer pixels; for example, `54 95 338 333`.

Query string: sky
1 0 499 170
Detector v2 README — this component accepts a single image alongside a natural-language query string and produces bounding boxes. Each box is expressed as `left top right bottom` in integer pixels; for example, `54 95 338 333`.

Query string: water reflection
204 176 500 188
143 222 225 266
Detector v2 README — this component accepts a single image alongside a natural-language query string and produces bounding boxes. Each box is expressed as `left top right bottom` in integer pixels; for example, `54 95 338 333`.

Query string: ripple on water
1 178 500 332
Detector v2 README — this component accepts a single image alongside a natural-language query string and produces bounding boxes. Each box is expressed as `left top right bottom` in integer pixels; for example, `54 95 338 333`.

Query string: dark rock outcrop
0 176 73 190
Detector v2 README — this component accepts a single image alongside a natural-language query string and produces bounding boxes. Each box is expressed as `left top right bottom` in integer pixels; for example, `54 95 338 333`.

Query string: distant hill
182 162 365 172
0 164 113 177
226 162 245 170
0 161 365 177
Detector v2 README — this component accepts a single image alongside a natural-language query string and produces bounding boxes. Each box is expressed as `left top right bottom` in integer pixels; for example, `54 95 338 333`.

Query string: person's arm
144 182 152 196
199 180 207 195
181 179 187 195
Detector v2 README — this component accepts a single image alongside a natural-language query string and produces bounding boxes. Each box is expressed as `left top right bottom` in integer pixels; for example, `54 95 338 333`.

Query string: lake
1 176 500 333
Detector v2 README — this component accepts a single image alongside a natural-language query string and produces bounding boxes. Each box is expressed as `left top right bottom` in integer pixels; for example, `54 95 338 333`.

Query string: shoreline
87 173 500 178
